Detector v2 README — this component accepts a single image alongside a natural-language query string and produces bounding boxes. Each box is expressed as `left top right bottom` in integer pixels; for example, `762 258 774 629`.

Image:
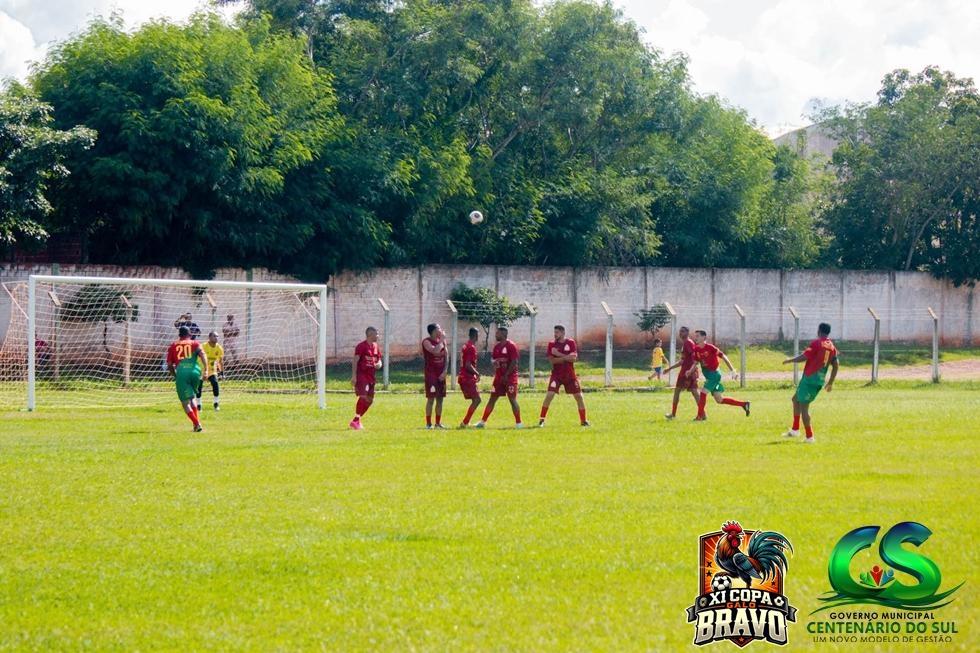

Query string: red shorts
425 377 447 399
675 367 699 391
458 376 480 399
492 376 519 398
547 374 581 394
355 378 376 397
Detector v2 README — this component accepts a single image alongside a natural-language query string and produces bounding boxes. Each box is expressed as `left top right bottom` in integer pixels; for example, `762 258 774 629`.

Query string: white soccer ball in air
469 210 484 225
711 574 732 592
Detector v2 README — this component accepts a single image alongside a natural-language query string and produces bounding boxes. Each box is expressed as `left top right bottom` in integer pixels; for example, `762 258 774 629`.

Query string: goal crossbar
25 274 328 411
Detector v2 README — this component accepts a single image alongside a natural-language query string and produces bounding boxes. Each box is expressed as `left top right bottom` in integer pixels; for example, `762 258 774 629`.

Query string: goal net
0 275 327 410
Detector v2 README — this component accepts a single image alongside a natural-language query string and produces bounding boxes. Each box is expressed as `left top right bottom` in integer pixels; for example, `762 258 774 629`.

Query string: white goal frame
26 274 328 411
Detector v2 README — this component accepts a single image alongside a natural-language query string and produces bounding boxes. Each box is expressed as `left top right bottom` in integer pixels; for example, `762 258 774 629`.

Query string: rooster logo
714 520 793 588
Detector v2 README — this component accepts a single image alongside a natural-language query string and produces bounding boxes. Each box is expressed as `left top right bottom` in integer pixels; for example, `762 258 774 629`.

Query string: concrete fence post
524 301 537 389
446 299 458 390
665 302 677 386
788 306 800 386
601 301 613 387
121 294 133 386
378 298 391 390
868 307 880 384
928 307 940 383
734 304 747 388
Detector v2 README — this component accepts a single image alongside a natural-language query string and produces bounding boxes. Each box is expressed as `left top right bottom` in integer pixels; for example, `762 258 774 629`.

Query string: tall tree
0 83 94 250
819 67 980 284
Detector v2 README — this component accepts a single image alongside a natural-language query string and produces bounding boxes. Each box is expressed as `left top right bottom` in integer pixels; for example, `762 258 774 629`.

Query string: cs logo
813 521 963 613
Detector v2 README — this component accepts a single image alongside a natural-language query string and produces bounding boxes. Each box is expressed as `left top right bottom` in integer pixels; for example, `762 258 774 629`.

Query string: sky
1 1 978 136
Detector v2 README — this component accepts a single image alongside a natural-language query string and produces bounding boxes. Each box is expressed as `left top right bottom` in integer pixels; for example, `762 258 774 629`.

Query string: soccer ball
711 574 732 592
468 210 484 225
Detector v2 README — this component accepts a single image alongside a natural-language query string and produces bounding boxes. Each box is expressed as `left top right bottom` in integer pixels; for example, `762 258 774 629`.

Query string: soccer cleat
457 423 470 429
434 423 448 430
474 421 486 429
214 403 220 411
804 436 816 444
193 424 203 432
783 429 799 438
743 401 750 417
664 413 675 420
349 418 363 430
694 414 707 421
426 424 433 430
581 420 591 427
515 422 524 429
538 419 546 427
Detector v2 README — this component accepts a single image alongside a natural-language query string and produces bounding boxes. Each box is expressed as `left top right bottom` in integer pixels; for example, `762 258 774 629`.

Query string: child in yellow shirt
648 338 669 381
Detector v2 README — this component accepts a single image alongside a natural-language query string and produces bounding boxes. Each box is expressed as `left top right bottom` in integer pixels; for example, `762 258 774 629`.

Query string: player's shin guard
721 397 746 408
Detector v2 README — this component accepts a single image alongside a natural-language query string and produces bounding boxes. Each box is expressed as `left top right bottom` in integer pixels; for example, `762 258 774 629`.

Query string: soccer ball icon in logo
469 210 484 225
711 574 732 592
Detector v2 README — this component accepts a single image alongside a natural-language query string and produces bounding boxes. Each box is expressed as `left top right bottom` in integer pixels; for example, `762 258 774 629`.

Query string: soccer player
422 323 449 429
350 326 382 430
166 326 208 432
692 330 750 417
664 326 703 420
198 331 224 411
475 327 523 428
538 325 589 427
782 322 839 443
647 338 668 382
458 327 482 427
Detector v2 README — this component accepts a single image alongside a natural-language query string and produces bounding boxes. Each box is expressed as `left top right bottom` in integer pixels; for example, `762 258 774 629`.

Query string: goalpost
3 275 327 410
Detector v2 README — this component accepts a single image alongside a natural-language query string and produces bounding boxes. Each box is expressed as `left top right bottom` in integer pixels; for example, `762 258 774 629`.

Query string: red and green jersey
167 338 201 369
694 342 722 372
802 337 838 380
460 341 478 380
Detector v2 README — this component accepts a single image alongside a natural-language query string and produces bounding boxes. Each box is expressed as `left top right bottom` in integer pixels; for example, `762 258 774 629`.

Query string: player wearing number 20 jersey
166 326 207 431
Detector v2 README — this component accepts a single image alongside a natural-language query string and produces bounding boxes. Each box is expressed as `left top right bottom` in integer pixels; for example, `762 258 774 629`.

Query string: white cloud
0 10 43 80
617 0 980 136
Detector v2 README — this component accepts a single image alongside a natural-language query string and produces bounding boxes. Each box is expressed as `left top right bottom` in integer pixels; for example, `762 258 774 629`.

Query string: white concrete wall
2 264 976 365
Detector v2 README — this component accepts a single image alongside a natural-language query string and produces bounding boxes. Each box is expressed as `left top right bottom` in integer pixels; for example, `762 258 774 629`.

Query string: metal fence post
734 304 746 388
601 301 613 387
665 302 677 386
378 298 391 390
446 299 458 390
524 301 537 389
788 306 800 386
868 307 880 384
928 307 940 383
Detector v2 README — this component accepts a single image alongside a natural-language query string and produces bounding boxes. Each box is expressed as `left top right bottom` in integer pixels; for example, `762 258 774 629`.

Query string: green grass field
1 384 977 651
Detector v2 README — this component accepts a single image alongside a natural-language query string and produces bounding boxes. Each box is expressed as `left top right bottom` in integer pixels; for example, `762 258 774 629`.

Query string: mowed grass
1 384 977 651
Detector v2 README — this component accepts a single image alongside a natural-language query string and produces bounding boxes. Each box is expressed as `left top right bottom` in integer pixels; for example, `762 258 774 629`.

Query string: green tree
635 303 671 337
450 283 529 353
32 13 386 279
818 67 980 284
0 83 94 250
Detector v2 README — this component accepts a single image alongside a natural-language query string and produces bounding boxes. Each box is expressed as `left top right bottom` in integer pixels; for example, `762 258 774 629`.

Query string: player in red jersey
350 326 382 430
475 327 523 428
538 325 589 427
422 323 449 429
458 327 482 427
692 330 750 418
166 326 208 432
782 322 839 443
664 326 703 420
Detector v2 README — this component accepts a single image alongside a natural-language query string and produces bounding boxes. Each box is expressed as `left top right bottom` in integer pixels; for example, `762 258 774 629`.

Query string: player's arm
719 351 737 375
825 356 839 392
196 348 208 380
422 339 438 354
783 352 809 364
351 356 359 384
664 360 682 372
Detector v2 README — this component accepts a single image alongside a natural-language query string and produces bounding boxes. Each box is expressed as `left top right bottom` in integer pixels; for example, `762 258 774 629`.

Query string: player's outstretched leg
784 396 801 437
715 392 749 416
539 391 556 427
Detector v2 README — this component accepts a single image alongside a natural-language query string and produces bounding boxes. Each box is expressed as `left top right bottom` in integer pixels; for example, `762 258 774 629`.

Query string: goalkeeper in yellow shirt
197 331 225 410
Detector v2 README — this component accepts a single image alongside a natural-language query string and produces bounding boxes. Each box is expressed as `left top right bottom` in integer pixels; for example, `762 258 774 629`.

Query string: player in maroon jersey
538 325 589 427
475 327 523 428
692 330 750 418
458 327 482 427
664 326 703 420
422 323 449 429
350 326 382 430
